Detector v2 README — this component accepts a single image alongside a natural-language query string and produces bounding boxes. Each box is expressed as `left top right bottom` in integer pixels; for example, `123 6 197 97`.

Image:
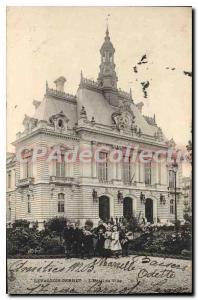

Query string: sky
6 7 192 174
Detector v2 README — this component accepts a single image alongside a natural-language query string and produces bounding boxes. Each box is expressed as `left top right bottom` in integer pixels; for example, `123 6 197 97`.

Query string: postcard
6 6 192 295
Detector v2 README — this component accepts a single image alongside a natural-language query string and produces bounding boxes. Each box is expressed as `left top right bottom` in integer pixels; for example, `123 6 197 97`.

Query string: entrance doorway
99 196 110 222
123 197 133 220
145 198 153 223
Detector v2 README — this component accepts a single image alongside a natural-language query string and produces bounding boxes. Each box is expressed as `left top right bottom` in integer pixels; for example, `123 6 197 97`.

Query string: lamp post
171 161 178 232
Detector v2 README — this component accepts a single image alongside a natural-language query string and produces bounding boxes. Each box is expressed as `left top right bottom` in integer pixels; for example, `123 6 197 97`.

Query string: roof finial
129 88 132 99
46 80 48 91
80 70 83 82
105 14 110 36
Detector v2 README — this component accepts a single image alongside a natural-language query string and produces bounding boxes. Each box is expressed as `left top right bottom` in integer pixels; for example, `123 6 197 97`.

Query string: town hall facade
7 28 184 229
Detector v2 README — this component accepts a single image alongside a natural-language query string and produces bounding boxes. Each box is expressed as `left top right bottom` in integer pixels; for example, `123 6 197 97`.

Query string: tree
127 215 139 237
45 217 68 242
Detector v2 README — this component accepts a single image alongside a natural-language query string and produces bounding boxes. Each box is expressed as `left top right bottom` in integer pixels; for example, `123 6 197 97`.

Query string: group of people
63 221 133 259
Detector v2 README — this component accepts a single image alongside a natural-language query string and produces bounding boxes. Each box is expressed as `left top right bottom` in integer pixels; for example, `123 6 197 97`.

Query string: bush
12 219 30 229
129 225 192 256
40 237 65 255
7 227 35 255
45 217 68 241
184 213 192 224
127 216 140 235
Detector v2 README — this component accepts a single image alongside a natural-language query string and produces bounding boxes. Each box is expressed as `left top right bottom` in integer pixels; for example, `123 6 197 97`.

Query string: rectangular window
56 155 65 177
158 161 161 184
145 161 152 185
58 193 65 213
169 170 175 188
170 199 175 214
8 196 11 221
97 152 108 182
7 171 11 188
14 169 16 185
58 201 65 213
24 159 32 178
27 195 31 213
122 156 131 184
22 150 33 178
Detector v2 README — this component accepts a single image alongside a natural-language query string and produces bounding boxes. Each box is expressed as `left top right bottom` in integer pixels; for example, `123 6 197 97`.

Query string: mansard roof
20 27 167 144
26 74 166 144
77 85 159 137
33 94 78 127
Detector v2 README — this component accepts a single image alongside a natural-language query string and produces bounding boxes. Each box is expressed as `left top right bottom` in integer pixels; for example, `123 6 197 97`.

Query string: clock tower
97 27 119 106
98 27 118 89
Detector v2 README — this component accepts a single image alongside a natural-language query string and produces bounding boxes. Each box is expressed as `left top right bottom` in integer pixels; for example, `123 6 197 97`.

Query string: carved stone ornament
92 189 98 202
155 127 164 141
23 115 38 132
112 102 135 131
166 138 176 149
80 106 87 119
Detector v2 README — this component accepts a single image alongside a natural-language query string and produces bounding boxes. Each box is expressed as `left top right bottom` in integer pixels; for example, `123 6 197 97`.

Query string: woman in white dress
110 225 122 258
104 225 112 257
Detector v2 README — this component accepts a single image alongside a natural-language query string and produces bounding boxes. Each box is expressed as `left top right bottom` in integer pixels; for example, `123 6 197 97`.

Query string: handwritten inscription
7 256 192 294
9 256 188 274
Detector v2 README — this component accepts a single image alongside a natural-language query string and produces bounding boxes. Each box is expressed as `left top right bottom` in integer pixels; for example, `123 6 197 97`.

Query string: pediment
49 111 69 123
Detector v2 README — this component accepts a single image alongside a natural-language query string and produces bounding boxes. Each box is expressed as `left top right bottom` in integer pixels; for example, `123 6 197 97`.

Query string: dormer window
49 111 69 132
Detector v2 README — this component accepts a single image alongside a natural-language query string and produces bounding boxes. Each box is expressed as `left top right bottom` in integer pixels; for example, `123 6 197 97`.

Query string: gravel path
7 255 192 294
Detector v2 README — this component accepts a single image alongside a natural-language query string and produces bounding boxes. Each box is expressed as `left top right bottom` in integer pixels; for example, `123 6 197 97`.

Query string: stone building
6 28 184 228
182 176 192 214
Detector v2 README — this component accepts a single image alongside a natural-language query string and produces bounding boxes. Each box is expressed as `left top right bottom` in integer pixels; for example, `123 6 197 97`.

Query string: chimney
32 100 41 109
136 102 144 113
54 76 66 92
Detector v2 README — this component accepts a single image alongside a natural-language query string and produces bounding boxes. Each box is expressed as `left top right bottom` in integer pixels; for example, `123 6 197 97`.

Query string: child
73 223 83 258
110 225 122 258
82 227 93 259
63 223 74 259
120 226 130 257
104 225 112 257
95 228 105 257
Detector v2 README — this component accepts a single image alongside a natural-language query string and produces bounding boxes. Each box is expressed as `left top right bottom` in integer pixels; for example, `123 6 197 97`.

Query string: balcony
98 179 113 185
49 176 75 185
168 186 182 193
17 177 34 187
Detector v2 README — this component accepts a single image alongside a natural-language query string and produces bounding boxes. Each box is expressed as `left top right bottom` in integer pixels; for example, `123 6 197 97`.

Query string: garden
7 215 192 259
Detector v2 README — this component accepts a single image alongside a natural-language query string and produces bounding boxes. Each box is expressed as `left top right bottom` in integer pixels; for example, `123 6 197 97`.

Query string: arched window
170 199 174 214
58 193 65 213
58 119 64 128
